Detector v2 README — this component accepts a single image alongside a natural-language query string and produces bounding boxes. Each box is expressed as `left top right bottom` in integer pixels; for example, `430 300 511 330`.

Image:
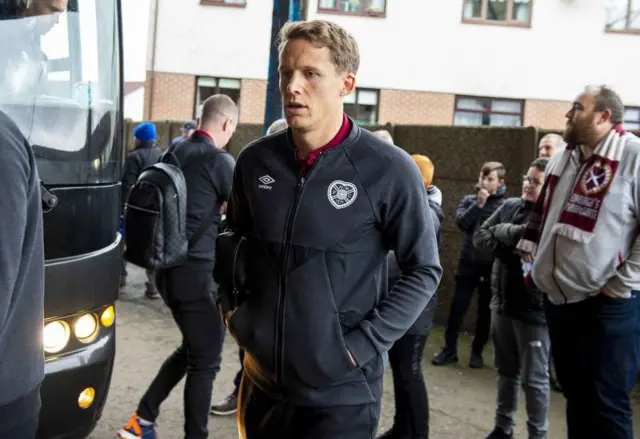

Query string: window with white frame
344 88 379 125
453 95 523 127
194 77 241 118
318 0 386 17
605 0 640 31
462 0 532 25
625 107 640 130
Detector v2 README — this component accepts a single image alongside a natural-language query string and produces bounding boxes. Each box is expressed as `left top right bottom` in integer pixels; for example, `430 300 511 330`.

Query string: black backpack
123 149 215 270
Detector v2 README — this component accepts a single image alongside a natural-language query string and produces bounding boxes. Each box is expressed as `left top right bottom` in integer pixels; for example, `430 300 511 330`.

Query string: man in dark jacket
473 157 550 439
169 120 197 148
209 117 290 418
433 161 506 369
0 111 45 439
378 154 443 439
120 122 163 297
118 95 237 439
215 20 442 438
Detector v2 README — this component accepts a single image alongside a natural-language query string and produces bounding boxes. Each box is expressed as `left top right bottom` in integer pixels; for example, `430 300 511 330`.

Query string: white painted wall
122 0 151 82
151 0 273 79
151 0 640 105
124 87 145 121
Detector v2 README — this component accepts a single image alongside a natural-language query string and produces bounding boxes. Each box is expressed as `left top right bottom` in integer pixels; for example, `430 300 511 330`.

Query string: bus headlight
43 321 70 354
74 314 98 343
100 305 115 327
78 387 95 409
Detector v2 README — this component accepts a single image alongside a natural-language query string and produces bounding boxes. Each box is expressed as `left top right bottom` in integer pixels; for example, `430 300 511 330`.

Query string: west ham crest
327 180 358 210
580 161 613 195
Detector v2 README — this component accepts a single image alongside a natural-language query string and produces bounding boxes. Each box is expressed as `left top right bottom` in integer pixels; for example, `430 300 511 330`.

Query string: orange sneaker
116 412 157 439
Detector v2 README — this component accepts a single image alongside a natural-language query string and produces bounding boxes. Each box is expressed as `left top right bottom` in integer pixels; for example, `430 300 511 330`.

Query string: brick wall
239 79 267 124
523 99 570 130
143 71 572 130
378 89 456 125
144 71 196 121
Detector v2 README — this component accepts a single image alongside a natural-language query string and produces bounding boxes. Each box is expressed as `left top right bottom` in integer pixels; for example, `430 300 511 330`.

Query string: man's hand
218 303 235 327
476 188 490 208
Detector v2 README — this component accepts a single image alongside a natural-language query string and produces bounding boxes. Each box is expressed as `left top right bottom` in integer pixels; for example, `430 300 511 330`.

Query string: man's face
522 167 545 202
564 92 606 146
279 38 355 131
479 170 502 194
538 140 556 158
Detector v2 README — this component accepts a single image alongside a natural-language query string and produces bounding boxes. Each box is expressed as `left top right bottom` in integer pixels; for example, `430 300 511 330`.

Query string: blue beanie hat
134 122 157 142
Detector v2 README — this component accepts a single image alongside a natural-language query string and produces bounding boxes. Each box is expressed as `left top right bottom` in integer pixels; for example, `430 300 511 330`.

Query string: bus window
0 0 122 185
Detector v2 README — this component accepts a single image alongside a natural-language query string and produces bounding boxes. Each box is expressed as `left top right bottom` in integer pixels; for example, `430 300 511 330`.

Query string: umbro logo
258 175 275 190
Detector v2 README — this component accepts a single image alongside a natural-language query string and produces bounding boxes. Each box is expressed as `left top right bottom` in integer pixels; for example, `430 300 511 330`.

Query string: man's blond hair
277 20 360 74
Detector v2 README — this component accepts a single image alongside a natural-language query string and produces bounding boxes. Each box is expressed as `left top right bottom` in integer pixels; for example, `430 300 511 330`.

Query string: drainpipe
146 0 160 120
263 0 302 134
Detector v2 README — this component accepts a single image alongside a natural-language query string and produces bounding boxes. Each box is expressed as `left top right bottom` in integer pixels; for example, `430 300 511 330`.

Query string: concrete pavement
90 264 640 438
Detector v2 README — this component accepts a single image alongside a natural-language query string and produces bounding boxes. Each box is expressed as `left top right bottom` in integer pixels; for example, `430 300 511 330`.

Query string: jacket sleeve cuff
343 327 378 367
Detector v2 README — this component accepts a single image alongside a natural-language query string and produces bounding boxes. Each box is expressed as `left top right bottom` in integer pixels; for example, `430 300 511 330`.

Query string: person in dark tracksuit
378 154 443 439
473 158 551 439
0 111 45 439
210 117 289 417
433 162 506 369
118 95 238 439
120 122 163 298
215 20 442 439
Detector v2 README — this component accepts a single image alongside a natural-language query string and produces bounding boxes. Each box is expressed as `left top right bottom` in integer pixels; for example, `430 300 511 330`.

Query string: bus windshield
0 0 121 185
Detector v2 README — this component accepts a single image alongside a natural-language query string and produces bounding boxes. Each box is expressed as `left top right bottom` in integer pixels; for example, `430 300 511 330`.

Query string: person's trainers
469 352 485 369
432 348 458 366
117 413 157 439
210 392 238 416
486 426 513 438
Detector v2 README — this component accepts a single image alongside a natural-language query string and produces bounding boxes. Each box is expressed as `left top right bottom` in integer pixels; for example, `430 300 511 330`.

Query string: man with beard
517 85 640 439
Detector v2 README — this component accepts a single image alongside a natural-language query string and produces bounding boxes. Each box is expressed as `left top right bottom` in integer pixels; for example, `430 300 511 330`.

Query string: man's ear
341 73 356 97
599 108 613 124
499 178 505 185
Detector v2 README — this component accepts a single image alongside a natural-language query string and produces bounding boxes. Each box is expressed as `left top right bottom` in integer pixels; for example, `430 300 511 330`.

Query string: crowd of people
118 18 640 439
2 1 637 439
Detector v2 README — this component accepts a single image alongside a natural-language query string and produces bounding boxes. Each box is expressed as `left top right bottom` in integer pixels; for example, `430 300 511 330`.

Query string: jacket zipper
275 153 324 386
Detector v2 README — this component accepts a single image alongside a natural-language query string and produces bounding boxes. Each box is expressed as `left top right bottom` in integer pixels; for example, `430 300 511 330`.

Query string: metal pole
263 0 303 134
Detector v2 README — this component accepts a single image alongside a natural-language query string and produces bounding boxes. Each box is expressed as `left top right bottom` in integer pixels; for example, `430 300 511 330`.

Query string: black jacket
387 186 444 336
0 111 44 426
216 122 442 407
165 132 235 270
120 141 162 212
472 197 546 325
455 185 506 276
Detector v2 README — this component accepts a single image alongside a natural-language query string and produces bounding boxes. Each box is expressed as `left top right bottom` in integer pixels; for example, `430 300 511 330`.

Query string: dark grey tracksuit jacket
220 122 443 407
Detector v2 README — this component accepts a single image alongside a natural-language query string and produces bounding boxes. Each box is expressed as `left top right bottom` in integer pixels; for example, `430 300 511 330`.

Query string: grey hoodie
532 135 640 304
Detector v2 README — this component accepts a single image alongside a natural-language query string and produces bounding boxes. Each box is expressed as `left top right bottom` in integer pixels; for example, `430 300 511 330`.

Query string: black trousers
238 375 381 439
137 265 226 439
388 333 429 438
444 273 491 355
545 294 640 439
